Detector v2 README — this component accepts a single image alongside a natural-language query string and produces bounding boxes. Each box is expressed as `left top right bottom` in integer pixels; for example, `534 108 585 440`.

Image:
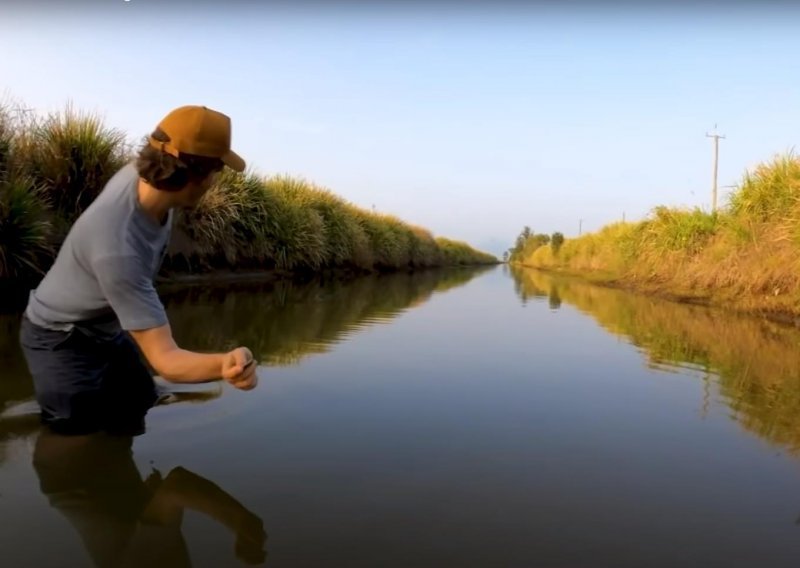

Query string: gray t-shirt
26 162 173 336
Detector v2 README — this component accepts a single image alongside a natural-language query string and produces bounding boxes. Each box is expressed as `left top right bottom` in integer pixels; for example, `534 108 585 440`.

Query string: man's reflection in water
29 402 267 567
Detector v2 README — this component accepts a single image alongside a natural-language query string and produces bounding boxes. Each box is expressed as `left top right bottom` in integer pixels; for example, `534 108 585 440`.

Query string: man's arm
130 324 256 390
141 466 267 564
130 324 257 388
130 323 225 383
93 254 257 388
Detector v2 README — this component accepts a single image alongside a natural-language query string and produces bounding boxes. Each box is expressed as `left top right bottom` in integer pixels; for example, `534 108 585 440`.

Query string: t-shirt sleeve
93 254 168 331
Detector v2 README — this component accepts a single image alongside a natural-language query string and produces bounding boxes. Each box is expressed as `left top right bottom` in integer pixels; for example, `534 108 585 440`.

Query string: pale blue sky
2 1 800 254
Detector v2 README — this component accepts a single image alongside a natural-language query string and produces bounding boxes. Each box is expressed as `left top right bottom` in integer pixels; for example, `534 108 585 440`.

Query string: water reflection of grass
0 314 31 408
0 268 489 415
511 265 800 454
165 267 491 367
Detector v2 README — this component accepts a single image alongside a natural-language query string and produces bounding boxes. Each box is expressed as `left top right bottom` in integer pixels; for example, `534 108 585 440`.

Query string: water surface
3 266 800 567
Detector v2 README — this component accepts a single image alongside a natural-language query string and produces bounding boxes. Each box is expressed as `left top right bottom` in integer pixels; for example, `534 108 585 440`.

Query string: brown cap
149 105 246 172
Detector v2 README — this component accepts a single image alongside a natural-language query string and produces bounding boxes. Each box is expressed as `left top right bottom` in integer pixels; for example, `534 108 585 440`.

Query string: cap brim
222 150 246 172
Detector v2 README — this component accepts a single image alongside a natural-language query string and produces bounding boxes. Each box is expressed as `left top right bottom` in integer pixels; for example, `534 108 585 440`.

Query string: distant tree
510 226 533 259
551 232 565 253
519 233 548 256
510 226 554 262
502 251 509 262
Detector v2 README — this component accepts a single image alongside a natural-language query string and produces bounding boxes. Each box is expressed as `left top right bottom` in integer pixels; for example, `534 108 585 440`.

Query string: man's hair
135 128 225 191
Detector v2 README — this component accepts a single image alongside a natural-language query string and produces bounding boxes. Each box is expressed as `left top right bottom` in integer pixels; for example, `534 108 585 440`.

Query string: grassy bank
511 154 800 319
0 100 496 290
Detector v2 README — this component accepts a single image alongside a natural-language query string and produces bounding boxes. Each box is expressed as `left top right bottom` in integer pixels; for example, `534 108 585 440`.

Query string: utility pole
578 219 583 236
705 125 726 213
11 104 34 122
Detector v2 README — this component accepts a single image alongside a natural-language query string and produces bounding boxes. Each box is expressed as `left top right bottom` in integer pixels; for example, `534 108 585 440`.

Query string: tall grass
437 237 498 265
0 98 496 289
515 152 800 315
729 154 800 222
642 206 719 254
171 170 276 270
169 170 496 273
266 175 372 268
0 103 54 284
23 103 129 226
0 105 14 180
0 176 53 282
409 225 442 267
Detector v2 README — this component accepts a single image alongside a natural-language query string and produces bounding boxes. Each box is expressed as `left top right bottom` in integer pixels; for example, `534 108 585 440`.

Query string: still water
3 266 800 567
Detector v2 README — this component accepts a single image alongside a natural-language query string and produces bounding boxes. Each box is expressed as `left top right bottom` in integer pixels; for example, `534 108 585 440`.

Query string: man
19 105 258 435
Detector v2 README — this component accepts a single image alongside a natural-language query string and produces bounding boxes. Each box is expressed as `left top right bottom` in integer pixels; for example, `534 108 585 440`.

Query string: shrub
0 176 54 282
551 232 564 253
729 153 800 222
23 103 129 224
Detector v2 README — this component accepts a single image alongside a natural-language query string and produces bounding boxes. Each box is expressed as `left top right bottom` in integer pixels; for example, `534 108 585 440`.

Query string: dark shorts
19 315 158 435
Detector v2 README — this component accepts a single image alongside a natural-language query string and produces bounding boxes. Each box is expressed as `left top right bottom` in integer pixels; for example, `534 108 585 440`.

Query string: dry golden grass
518 153 800 317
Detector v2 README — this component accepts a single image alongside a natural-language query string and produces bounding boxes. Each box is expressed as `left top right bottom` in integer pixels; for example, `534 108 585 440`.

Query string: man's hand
221 347 258 391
